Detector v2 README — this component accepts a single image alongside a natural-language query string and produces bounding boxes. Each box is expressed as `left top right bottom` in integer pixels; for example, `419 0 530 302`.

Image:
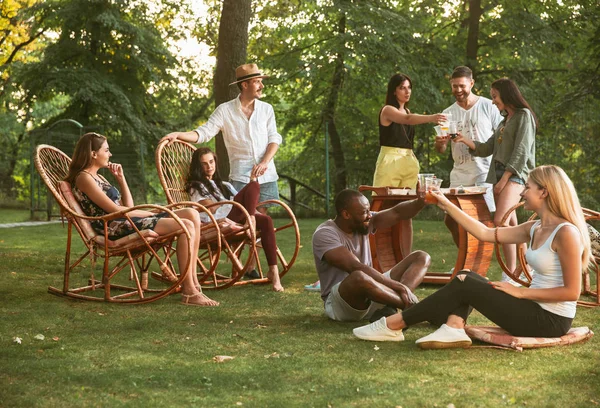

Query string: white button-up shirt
194 96 282 184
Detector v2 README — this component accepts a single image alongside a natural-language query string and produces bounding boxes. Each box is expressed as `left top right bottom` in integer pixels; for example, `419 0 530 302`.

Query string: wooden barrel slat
361 189 494 284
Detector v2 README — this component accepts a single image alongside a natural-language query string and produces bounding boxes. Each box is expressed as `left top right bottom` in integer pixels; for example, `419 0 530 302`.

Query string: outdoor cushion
59 181 169 250
465 326 593 351
588 223 600 258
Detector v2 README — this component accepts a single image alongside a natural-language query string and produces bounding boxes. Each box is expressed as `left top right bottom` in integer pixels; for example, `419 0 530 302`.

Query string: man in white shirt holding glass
161 63 282 211
435 66 503 249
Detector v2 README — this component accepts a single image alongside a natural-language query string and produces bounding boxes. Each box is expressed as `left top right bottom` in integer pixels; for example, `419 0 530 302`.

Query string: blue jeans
231 180 279 206
494 162 525 185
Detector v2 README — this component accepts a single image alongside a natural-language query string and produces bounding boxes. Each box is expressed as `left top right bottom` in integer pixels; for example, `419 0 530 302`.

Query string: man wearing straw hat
162 63 282 208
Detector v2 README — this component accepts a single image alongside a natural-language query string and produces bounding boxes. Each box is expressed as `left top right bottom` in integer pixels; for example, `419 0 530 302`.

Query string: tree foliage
1 0 53 198
2 0 599 211
245 0 600 208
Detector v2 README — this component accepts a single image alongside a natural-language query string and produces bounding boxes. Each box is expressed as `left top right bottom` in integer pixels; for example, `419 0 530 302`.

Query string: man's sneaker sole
353 332 404 342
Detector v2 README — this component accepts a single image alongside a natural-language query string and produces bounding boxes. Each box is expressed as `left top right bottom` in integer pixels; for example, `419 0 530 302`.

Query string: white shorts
324 271 391 322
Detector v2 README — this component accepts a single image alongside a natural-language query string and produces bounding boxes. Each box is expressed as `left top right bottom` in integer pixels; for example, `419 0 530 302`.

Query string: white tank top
526 221 579 318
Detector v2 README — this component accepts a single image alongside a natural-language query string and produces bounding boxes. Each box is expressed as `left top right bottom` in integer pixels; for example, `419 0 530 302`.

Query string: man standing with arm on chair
312 189 430 329
161 64 282 282
435 66 503 250
161 63 282 214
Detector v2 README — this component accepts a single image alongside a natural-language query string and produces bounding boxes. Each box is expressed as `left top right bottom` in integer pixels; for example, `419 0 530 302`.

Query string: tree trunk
213 0 251 179
323 11 347 195
466 0 483 76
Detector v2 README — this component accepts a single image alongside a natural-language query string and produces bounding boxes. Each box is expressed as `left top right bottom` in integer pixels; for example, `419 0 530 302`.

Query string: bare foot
267 270 284 292
181 292 220 307
221 218 244 233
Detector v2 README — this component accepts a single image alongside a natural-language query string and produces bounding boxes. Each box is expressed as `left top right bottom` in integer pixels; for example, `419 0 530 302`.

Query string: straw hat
229 63 269 86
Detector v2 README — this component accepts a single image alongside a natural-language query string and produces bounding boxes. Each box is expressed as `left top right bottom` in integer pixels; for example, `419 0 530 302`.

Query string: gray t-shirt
312 219 374 302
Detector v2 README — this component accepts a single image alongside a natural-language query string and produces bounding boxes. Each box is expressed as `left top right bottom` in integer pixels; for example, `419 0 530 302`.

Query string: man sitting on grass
312 189 430 324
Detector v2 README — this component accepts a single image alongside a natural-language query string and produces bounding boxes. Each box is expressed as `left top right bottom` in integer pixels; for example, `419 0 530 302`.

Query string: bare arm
194 198 220 214
453 131 476 150
75 173 152 218
107 163 133 207
160 131 200 145
492 225 582 301
431 190 532 244
434 135 450 153
251 142 279 179
493 171 513 196
370 199 426 231
381 106 445 126
323 246 405 291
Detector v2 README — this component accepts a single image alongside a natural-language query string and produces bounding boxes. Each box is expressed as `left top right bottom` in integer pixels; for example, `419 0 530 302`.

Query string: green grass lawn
0 209 41 223
0 217 599 407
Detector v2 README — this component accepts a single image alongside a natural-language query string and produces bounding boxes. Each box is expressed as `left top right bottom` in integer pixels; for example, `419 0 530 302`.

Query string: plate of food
388 188 416 196
462 186 488 194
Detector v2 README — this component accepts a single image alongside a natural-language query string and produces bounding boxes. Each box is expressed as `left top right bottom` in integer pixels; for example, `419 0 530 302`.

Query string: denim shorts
231 180 279 205
495 162 525 185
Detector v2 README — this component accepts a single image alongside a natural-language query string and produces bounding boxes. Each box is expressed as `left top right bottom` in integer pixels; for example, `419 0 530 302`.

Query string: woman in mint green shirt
454 78 537 281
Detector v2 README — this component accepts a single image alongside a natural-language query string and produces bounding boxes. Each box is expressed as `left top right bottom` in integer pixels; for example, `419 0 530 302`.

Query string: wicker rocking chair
495 202 600 307
34 144 195 303
155 139 300 289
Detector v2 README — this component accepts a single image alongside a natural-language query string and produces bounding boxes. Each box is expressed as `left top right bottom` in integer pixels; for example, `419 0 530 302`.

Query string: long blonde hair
528 165 591 270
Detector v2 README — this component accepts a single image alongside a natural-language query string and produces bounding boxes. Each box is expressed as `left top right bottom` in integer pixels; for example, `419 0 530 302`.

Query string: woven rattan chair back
155 139 301 289
495 202 600 307
34 144 189 303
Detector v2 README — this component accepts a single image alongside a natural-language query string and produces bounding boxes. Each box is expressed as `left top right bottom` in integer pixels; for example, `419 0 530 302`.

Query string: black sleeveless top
378 106 415 149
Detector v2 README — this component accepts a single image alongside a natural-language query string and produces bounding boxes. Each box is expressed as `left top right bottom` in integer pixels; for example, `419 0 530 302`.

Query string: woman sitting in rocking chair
65 132 219 306
186 147 283 292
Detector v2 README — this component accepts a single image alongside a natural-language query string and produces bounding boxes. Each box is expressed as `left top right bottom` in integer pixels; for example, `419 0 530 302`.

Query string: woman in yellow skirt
374 73 445 256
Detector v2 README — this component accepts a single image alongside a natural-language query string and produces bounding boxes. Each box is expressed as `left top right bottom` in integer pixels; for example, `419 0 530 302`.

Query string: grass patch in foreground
0 219 599 407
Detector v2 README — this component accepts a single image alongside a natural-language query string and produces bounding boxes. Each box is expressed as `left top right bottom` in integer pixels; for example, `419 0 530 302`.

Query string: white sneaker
353 317 404 342
415 324 472 349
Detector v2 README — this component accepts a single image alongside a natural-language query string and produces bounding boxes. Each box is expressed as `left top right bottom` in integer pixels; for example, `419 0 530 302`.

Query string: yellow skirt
372 146 419 189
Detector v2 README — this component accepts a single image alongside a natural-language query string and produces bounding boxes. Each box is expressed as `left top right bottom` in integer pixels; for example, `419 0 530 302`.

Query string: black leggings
402 271 573 337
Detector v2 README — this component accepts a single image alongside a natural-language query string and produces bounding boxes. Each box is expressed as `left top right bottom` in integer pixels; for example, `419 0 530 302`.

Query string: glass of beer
440 113 452 135
425 177 442 204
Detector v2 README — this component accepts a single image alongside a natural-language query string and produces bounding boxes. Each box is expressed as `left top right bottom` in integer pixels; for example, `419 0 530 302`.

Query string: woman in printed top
185 147 283 292
353 165 590 349
373 73 446 257
65 133 219 307
454 78 537 283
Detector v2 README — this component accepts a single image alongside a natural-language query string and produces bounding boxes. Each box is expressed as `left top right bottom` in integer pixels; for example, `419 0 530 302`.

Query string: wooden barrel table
359 186 495 284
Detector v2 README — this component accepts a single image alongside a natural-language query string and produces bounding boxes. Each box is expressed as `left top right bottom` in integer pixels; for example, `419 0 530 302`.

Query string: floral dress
72 173 169 240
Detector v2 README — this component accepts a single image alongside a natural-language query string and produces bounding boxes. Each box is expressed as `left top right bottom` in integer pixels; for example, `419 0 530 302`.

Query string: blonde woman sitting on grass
353 165 590 349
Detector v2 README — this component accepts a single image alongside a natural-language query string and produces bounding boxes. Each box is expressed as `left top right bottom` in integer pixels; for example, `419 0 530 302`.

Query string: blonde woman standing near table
373 73 445 256
454 78 537 282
